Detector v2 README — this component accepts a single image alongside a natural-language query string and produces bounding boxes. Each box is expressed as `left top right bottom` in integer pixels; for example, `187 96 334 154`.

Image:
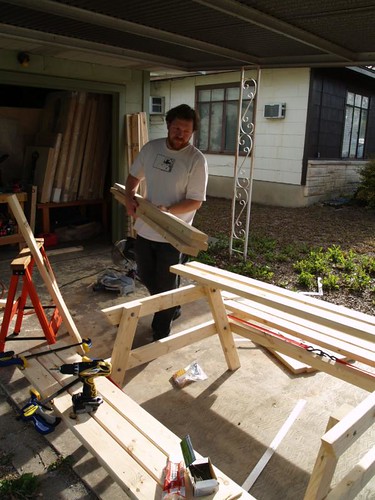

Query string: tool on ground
0 338 92 368
93 238 137 295
18 378 81 434
50 357 112 418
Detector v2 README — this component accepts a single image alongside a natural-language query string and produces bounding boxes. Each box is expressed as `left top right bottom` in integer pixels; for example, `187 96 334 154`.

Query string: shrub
353 158 375 208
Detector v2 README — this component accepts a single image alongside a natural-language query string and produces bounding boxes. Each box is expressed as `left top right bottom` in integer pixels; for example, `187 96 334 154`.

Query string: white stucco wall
150 68 310 187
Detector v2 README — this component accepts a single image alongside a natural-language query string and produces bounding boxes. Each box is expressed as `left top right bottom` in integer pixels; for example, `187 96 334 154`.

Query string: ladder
0 240 62 351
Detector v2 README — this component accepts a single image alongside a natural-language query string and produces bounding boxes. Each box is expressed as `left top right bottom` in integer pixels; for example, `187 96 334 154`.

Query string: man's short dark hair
165 104 199 131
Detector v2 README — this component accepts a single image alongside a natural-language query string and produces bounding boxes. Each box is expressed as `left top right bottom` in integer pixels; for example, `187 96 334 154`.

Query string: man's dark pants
135 235 184 339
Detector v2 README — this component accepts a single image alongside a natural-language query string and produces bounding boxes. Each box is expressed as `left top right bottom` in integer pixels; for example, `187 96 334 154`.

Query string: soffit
0 0 373 71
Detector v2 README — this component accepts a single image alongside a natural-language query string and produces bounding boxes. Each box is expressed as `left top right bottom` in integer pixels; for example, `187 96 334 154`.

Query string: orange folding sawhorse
0 240 62 352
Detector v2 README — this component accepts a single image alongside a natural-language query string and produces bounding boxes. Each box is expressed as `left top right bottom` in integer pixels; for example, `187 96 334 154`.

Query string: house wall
150 68 311 206
150 68 374 207
304 160 363 204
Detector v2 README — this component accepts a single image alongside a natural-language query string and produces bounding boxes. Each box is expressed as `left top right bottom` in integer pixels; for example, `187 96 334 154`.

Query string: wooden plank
205 286 240 371
270 351 315 374
326 446 375 500
230 319 375 391
139 111 149 146
187 261 375 327
24 146 55 202
304 405 351 500
223 297 374 366
78 95 98 200
114 184 208 243
95 377 254 500
20 341 253 500
11 239 44 271
52 93 78 202
139 211 200 256
40 133 62 203
112 188 202 254
29 185 37 233
7 195 82 346
102 284 206 326
126 321 217 371
62 91 87 202
110 302 141 386
88 94 111 200
69 96 92 201
171 264 375 343
125 114 132 167
322 390 375 458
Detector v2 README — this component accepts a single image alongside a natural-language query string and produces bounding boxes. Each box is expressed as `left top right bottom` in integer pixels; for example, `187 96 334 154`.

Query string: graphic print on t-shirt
153 154 175 173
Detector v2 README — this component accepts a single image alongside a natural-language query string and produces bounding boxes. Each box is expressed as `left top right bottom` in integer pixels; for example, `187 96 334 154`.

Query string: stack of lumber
125 111 148 236
111 183 208 257
125 111 148 168
24 91 111 203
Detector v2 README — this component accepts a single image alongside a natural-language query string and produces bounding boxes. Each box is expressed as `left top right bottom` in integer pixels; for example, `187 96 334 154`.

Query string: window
196 84 253 154
341 92 369 159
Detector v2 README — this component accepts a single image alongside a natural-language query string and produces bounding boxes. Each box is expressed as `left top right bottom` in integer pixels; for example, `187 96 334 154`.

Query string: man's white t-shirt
130 138 208 242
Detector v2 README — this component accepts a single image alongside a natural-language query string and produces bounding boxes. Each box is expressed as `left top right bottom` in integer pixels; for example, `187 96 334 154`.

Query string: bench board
18 340 254 499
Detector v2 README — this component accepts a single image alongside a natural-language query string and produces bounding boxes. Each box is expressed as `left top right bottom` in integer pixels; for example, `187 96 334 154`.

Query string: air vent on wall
150 96 165 114
264 103 286 119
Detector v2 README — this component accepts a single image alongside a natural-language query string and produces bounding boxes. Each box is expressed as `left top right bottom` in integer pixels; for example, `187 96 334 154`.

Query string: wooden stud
110 301 141 386
205 286 241 371
303 405 351 500
52 93 78 202
102 284 206 326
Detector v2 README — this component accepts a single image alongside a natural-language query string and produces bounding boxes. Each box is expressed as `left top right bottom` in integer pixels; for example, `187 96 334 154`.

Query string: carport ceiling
0 0 374 71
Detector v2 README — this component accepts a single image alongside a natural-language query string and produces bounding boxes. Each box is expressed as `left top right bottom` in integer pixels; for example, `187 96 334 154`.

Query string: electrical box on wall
264 103 286 119
150 96 165 114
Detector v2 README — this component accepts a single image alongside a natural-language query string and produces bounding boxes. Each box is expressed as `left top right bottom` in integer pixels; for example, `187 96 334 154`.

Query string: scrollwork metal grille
229 67 259 260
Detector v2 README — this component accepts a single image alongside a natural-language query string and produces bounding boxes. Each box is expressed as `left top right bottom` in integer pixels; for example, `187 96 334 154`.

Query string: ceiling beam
0 24 185 70
3 0 260 65
194 0 356 62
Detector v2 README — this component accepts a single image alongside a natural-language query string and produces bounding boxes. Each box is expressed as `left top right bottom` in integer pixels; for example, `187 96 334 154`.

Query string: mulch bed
194 197 375 315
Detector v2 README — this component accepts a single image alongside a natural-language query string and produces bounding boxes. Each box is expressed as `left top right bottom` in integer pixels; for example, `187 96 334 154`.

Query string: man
124 104 208 340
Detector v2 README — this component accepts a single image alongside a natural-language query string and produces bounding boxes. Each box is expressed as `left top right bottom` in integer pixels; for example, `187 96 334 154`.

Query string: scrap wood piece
7 194 82 346
114 183 208 243
242 399 306 491
138 211 200 257
111 186 208 255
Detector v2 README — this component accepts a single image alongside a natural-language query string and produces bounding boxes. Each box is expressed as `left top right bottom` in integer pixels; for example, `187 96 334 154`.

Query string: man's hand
124 174 141 217
124 194 138 217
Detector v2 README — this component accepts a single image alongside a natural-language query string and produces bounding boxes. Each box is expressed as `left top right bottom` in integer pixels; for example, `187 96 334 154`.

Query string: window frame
195 83 252 155
341 91 370 159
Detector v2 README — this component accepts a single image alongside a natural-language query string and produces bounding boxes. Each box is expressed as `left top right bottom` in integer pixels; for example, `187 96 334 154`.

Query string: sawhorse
0 239 62 352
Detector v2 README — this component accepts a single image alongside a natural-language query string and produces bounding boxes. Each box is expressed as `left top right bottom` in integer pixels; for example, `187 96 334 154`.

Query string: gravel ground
194 197 375 316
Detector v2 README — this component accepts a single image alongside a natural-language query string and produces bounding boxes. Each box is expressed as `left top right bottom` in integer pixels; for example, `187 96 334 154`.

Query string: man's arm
124 174 140 217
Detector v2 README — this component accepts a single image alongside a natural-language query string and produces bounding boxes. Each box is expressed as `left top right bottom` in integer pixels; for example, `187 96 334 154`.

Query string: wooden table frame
102 261 375 499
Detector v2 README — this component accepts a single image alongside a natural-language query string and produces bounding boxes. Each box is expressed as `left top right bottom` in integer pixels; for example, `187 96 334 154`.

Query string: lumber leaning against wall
111 183 208 257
